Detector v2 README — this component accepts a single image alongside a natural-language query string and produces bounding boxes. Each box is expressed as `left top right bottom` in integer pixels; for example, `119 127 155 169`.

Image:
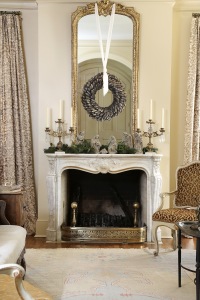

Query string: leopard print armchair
152 161 200 256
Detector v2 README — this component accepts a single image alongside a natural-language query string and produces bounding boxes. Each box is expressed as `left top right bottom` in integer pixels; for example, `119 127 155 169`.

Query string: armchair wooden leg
172 229 177 250
152 225 160 256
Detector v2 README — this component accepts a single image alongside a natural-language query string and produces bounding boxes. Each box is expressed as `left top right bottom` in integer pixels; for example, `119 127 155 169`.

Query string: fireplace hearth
45 153 162 243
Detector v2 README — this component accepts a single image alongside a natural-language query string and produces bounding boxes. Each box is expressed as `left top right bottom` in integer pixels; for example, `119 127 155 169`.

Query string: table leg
178 228 182 287
196 238 200 300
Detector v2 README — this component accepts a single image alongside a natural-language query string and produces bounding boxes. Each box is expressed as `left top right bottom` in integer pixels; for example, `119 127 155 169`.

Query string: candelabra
136 119 165 152
45 119 74 151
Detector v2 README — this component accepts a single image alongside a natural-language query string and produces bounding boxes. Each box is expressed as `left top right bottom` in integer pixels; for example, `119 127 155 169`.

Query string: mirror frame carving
71 0 140 137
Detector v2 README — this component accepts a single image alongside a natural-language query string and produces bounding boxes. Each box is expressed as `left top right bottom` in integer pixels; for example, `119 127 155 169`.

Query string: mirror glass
71 0 140 143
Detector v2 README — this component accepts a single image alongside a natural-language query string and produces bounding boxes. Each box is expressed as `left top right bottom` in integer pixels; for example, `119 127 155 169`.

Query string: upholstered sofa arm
0 199 27 269
156 190 177 211
0 264 34 300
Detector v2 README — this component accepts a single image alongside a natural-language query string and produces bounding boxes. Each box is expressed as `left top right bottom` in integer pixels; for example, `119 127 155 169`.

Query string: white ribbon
95 3 115 96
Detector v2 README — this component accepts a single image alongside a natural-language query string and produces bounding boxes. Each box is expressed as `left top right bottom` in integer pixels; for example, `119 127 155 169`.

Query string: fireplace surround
45 153 162 243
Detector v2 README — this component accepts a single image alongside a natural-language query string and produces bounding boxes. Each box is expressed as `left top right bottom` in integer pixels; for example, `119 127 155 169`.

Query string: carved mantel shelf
45 153 162 242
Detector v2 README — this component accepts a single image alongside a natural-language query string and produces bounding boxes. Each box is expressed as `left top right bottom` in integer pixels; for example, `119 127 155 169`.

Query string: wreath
81 72 126 121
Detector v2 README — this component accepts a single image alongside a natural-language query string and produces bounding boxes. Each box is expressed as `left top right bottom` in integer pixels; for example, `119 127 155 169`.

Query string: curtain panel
184 13 200 164
0 12 37 234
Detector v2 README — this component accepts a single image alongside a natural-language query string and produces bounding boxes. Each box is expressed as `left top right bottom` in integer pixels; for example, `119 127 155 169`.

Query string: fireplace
65 169 144 228
45 153 162 242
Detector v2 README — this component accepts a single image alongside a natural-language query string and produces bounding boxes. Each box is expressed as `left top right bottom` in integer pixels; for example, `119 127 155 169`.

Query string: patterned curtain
0 12 37 234
184 13 200 164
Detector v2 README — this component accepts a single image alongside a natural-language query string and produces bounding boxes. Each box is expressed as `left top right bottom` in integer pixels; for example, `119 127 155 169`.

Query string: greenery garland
44 143 158 154
44 140 136 154
81 72 126 121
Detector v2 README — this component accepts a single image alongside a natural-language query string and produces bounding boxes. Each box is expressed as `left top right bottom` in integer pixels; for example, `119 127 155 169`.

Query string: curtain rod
192 13 200 17
0 11 21 15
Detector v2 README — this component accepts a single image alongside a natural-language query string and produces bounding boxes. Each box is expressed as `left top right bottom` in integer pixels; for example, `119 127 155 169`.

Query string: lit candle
161 108 165 128
137 108 140 128
59 100 63 120
46 108 51 128
150 99 153 120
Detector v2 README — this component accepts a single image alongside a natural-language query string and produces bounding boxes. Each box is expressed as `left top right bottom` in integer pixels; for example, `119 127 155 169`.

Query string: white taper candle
59 100 63 119
150 99 153 120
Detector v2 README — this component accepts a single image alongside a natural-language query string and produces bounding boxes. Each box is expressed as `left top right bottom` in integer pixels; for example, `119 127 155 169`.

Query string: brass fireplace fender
61 225 147 243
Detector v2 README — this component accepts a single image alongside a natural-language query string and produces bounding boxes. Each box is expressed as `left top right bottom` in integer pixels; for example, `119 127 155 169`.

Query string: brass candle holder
136 119 165 152
45 119 74 151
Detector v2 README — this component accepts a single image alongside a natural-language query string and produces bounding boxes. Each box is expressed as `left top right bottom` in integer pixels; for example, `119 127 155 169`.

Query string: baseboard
35 220 48 237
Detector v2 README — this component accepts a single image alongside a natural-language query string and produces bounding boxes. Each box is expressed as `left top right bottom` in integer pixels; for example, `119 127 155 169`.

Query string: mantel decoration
140 119 165 152
45 101 75 151
136 100 165 152
44 131 137 154
81 72 126 121
45 119 74 151
44 100 165 154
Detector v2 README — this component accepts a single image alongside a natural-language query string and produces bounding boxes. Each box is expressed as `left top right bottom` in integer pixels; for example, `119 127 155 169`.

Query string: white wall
1 0 199 237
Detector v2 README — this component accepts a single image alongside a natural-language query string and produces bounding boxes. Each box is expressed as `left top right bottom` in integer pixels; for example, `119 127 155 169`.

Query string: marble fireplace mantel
45 153 162 242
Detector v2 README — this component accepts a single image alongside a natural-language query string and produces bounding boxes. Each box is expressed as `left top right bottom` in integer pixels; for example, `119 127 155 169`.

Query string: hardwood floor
26 235 196 250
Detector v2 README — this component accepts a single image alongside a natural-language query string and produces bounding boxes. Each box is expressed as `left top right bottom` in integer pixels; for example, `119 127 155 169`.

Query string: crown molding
34 0 197 6
0 0 198 10
0 1 37 9
174 0 200 11
35 0 175 3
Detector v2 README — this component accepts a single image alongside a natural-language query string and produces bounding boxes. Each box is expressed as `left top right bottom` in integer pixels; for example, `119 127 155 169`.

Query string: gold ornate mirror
71 0 140 142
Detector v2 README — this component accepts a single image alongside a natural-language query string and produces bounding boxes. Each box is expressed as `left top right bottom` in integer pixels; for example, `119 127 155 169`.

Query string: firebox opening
66 169 145 228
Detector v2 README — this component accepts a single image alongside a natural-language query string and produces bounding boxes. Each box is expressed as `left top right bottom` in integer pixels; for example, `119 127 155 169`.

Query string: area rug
25 248 196 300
